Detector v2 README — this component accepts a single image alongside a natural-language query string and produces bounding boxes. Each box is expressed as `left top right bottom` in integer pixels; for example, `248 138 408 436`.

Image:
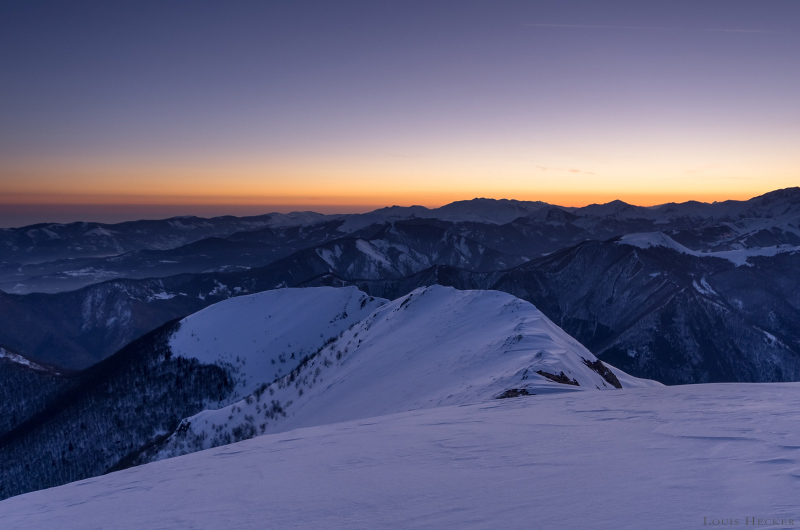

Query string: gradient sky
1 0 799 226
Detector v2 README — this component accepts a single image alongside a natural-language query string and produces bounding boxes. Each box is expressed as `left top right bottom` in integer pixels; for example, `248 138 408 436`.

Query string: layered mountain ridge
0 189 798 381
145 285 654 463
3 187 798 294
0 286 652 500
2 187 799 504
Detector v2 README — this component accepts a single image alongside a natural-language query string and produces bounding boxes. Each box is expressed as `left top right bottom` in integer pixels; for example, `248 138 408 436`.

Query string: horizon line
1 187 796 229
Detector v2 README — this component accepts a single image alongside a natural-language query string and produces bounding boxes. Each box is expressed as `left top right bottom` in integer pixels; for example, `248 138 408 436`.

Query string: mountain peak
579 199 638 217
152 285 656 460
750 186 800 204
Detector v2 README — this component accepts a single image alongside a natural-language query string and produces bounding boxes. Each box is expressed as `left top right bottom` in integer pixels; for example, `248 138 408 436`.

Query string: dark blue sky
1 1 798 225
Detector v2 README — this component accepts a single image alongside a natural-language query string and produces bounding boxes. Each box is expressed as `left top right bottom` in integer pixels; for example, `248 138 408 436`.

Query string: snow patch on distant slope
355 239 393 268
692 277 717 296
62 268 119 279
315 248 336 269
147 292 176 301
0 347 52 373
618 232 800 266
618 232 696 254
83 227 116 237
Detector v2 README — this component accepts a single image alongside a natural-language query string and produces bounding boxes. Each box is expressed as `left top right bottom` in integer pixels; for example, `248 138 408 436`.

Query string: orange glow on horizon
2 134 797 213
0 188 780 210
2 154 794 212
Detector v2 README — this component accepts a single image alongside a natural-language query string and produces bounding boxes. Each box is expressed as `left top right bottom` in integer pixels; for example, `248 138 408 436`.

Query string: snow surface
312 231 484 279
82 227 116 237
618 232 800 266
3 383 799 529
62 267 120 279
156 286 657 459
355 238 394 269
169 286 387 400
147 291 176 301
0 347 51 372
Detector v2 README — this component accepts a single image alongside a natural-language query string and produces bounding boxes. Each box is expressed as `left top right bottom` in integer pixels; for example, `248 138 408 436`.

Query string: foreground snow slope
155 285 657 458
3 383 799 529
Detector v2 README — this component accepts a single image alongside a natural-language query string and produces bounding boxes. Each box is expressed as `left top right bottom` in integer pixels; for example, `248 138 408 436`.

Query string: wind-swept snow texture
169 286 388 400
154 285 657 459
2 383 799 529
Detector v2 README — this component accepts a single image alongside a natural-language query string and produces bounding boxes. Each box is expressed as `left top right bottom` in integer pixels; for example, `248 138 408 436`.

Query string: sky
1 0 798 226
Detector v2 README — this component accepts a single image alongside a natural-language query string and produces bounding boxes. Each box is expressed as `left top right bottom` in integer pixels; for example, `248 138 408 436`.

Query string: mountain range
0 189 797 385
1 188 799 501
3 188 799 294
0 285 654 500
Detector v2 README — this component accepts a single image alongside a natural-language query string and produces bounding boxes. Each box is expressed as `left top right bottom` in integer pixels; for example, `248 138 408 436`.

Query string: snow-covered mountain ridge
3 186 797 271
169 286 388 401
1 188 798 378
0 285 654 500
618 232 800 266
145 285 657 461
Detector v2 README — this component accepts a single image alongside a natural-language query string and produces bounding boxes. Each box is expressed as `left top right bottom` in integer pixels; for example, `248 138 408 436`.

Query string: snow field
2 383 798 529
